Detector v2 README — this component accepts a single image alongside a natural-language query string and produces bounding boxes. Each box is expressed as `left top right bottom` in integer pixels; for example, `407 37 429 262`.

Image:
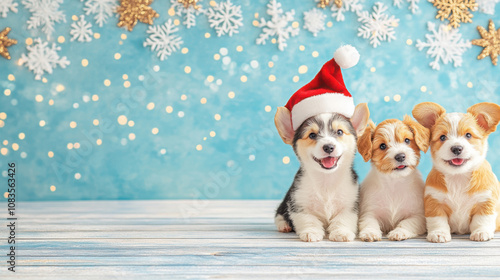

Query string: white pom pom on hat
334 44 360 69
284 45 360 130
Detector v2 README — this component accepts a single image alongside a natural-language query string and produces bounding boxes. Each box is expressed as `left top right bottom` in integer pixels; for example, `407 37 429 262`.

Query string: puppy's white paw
359 229 382 242
299 230 324 242
329 229 356 242
387 228 413 241
277 223 292 233
427 231 451 243
470 230 493 242
275 215 292 233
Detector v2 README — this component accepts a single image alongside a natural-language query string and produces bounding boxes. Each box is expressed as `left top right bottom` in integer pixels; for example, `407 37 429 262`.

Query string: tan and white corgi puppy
274 103 370 242
412 102 500 242
357 116 429 241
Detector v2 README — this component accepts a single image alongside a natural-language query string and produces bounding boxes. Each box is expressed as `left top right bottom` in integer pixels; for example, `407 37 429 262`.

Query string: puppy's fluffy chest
362 169 424 231
294 169 357 223
428 172 492 234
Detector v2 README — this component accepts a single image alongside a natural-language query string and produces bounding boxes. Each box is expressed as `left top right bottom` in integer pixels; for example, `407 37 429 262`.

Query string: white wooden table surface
2 200 500 279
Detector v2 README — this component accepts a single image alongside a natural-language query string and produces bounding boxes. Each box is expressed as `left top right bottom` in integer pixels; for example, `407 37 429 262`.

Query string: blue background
0 0 499 201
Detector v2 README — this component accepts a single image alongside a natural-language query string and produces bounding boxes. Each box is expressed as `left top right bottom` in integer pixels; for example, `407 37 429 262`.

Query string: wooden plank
16 247 500 257
14 229 500 240
18 224 278 232
14 218 274 225
14 222 500 239
10 200 279 219
3 265 500 278
13 253 500 266
13 236 500 248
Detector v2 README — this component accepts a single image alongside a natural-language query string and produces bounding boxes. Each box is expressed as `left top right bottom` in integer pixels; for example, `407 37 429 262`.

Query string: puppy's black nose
323 144 335 154
451 146 463 155
395 153 406 162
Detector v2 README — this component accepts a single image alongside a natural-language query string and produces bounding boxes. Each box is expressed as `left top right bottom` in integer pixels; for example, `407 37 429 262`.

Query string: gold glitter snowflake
317 0 342 9
0 27 17 60
472 20 500 66
178 0 200 9
432 0 477 29
116 0 159 31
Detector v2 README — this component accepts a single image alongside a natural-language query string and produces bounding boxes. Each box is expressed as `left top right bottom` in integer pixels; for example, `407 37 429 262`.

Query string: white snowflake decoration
81 0 117 27
328 0 362 22
22 0 66 40
170 0 204 29
144 19 183 61
303 8 326 37
416 22 471 70
70 15 93 42
0 0 18 18
393 0 419 14
256 0 299 51
358 2 399 48
206 0 243 37
20 38 70 80
476 0 499 15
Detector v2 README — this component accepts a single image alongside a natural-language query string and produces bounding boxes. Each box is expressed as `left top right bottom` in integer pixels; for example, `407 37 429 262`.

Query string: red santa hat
285 45 360 130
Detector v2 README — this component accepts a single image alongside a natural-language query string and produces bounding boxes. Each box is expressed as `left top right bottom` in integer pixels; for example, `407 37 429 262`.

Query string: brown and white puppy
413 102 500 242
274 103 370 242
357 116 429 241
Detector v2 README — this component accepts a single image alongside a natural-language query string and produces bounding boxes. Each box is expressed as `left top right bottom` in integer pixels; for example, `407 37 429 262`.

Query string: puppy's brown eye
309 133 317 140
405 138 410 144
440 135 446 141
465 133 472 139
380 143 387 150
337 129 343 136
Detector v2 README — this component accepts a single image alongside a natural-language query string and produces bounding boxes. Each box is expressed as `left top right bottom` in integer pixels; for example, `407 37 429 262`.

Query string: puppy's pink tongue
451 158 465 165
321 157 337 168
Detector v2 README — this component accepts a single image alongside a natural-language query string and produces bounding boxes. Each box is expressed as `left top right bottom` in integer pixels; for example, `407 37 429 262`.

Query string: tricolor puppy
357 117 429 241
275 104 369 242
412 102 500 242
274 45 370 242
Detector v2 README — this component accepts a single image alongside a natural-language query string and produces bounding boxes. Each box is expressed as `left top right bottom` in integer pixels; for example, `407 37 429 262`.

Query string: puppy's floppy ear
274 107 294 145
412 102 446 129
467 102 500 135
351 103 370 137
403 115 430 153
357 120 375 162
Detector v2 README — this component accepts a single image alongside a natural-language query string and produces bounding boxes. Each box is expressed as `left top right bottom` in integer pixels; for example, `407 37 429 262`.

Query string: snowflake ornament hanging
82 0 118 27
170 0 204 29
416 22 471 70
304 8 326 36
256 0 299 51
70 15 93 42
358 2 399 48
0 0 18 18
0 27 17 60
206 0 243 37
430 0 477 28
326 0 362 22
472 20 500 66
22 0 66 40
143 19 183 61
20 38 70 80
394 0 420 14
116 0 159 31
476 0 499 15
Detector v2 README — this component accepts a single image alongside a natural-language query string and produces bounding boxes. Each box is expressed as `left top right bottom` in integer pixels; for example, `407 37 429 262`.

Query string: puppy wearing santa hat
274 45 370 242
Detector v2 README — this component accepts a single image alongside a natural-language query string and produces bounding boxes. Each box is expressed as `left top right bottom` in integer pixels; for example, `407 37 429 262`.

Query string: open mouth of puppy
393 165 408 171
446 158 468 167
313 156 341 170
